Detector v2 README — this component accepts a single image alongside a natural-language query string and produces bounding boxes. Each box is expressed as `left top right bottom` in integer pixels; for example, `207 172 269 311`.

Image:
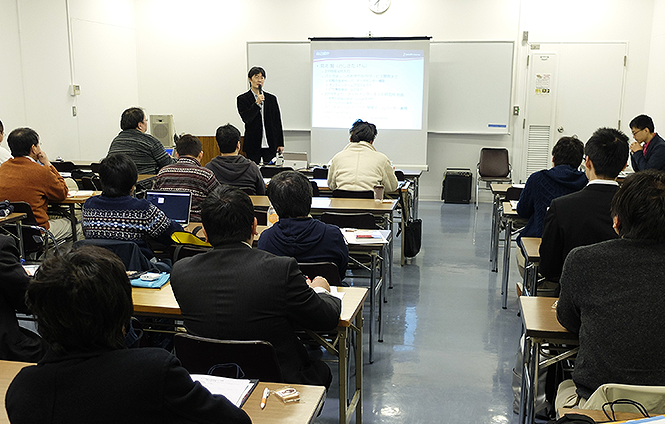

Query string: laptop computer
145 190 192 226
282 152 308 170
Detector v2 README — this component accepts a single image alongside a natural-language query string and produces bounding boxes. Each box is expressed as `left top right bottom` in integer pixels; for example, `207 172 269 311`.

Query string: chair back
309 180 320 197
332 189 374 199
298 262 342 286
74 239 154 272
4 202 46 256
320 212 377 230
505 187 523 201
52 161 77 172
169 231 212 263
260 166 293 179
237 186 256 195
312 167 328 179
174 333 284 381
80 176 101 190
394 170 405 181
478 148 510 178
90 162 102 174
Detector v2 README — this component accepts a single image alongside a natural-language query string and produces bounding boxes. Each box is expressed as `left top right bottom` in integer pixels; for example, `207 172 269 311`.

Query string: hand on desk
307 276 331 292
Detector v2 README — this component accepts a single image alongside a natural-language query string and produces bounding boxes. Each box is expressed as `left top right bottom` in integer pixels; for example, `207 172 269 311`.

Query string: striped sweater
107 129 175 175
153 157 219 222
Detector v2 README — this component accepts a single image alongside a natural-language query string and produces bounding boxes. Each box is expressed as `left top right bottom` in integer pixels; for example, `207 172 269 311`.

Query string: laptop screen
145 190 192 225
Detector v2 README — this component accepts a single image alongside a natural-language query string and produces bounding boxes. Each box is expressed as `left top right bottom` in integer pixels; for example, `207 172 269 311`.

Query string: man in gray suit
170 186 341 388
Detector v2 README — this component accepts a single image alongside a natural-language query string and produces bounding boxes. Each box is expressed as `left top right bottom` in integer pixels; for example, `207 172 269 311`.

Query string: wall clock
368 0 391 14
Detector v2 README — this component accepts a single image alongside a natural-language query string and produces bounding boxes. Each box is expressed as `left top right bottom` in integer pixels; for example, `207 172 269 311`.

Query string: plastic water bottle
267 204 279 228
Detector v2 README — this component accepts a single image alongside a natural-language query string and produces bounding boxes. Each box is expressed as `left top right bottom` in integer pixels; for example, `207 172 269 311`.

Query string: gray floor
316 200 524 424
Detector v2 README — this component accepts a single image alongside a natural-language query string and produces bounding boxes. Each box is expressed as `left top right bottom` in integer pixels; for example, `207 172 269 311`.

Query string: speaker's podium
442 168 472 204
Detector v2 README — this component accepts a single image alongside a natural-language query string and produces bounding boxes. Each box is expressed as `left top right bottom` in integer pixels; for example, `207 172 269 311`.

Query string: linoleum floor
316 200 523 424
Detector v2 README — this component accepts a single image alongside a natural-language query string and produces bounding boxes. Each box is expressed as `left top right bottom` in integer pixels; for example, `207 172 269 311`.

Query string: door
522 43 626 179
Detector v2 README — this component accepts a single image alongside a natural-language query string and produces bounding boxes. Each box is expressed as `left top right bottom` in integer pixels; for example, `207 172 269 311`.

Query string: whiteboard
428 41 514 134
247 41 310 130
247 40 514 134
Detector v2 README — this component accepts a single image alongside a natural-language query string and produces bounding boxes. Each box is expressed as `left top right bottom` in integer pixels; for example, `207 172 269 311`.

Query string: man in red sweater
0 128 71 242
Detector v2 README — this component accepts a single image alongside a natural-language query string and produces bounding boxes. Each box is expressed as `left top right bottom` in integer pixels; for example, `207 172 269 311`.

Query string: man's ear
612 215 621 236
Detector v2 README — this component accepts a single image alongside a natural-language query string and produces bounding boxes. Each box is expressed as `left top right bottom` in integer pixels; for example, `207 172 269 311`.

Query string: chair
394 170 405 181
332 189 374 199
476 147 512 209
1 202 57 259
80 176 101 190
237 186 256 195
89 162 102 174
169 231 212 263
505 186 523 201
173 333 284 381
51 161 77 172
320 212 377 230
312 167 328 179
74 239 155 272
260 166 293 178
309 180 320 197
298 262 342 286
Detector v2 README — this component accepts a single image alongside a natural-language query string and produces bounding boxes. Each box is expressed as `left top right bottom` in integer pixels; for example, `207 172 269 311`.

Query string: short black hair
552 136 584 168
248 66 266 79
201 185 254 245
267 171 312 218
27 245 133 355
629 114 655 133
0 119 4 134
585 128 629 179
7 127 39 157
215 124 241 154
349 119 377 143
120 107 145 131
99 153 138 197
611 169 665 241
175 134 202 157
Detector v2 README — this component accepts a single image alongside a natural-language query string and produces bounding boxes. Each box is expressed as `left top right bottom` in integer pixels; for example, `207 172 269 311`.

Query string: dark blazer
0 235 47 362
171 243 341 387
631 133 665 172
539 183 619 283
236 90 284 155
6 348 251 424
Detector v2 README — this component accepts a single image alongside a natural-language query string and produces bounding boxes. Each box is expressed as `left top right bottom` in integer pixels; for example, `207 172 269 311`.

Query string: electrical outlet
513 106 520 116
72 106 77 117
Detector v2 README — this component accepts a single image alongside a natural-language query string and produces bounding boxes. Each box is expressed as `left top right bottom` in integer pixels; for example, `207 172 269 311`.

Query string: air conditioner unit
150 114 175 147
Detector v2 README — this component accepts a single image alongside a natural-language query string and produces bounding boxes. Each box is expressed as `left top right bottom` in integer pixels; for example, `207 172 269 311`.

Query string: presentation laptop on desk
145 190 192 226
282 152 308 170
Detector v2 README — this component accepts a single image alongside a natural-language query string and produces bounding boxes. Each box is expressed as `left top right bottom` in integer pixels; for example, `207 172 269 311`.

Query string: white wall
3 0 659 200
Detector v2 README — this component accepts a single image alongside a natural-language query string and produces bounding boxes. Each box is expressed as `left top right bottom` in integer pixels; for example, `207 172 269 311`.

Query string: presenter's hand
308 276 331 292
256 94 265 105
630 141 643 153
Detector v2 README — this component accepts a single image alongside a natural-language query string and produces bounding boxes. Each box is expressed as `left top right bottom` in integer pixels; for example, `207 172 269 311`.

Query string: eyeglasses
631 128 645 136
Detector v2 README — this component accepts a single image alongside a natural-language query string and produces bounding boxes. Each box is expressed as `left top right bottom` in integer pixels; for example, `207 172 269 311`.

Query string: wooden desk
518 297 578 424
0 360 325 424
0 213 27 259
133 286 368 424
489 183 513 270
519 237 541 296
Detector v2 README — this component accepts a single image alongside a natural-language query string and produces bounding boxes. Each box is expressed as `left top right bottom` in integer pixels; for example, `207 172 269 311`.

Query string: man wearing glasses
629 114 665 171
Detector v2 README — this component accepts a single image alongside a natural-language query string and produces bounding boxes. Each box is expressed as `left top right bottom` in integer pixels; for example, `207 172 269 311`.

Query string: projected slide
312 49 425 130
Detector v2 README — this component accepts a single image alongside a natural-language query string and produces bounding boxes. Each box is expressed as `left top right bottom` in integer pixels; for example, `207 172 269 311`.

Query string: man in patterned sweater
82 153 182 259
107 107 174 175
153 134 219 222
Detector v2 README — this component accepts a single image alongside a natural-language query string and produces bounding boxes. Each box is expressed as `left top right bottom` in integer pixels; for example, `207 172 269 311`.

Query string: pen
260 387 270 409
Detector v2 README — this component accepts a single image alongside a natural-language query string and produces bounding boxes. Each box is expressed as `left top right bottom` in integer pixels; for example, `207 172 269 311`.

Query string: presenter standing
236 66 284 165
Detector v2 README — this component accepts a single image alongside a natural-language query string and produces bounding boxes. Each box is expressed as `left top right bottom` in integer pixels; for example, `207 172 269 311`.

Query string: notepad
191 375 258 407
341 229 387 244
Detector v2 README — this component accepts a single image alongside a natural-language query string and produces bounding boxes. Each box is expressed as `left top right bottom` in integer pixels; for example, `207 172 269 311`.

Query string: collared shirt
586 179 619 187
252 91 269 149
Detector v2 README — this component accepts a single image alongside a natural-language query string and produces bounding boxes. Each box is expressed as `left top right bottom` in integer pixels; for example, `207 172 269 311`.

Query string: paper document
329 286 346 299
512 184 525 189
342 229 387 244
510 200 519 210
191 374 257 407
68 190 95 197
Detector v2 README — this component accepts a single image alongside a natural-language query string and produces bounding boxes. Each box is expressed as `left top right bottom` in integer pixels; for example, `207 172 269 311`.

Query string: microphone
258 84 263 94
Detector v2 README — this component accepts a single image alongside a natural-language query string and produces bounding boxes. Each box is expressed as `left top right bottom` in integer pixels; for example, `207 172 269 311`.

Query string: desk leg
16 220 25 260
354 310 363 424
491 197 501 272
527 339 540 424
338 326 349 424
501 219 512 309
369 253 377 363
518 335 532 424
387 230 393 292
68 204 77 242
531 263 539 297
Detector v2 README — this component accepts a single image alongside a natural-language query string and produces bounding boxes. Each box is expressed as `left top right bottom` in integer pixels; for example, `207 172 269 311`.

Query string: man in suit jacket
539 127 629 286
236 66 284 165
171 186 341 388
629 114 665 171
0 235 47 362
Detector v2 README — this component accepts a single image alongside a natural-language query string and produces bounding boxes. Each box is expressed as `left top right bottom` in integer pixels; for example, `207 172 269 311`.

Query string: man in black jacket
236 66 284 165
539 127 629 288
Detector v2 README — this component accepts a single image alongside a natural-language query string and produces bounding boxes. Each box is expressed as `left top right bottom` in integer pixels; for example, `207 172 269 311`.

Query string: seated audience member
327 119 399 193
0 235 47 362
153 134 219 222
0 127 73 242
258 171 349 281
171 186 341 388
516 136 587 240
539 128 629 287
0 119 11 163
629 114 665 172
107 107 175 175
555 169 665 410
82 153 182 260
204 123 265 195
5 246 250 424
